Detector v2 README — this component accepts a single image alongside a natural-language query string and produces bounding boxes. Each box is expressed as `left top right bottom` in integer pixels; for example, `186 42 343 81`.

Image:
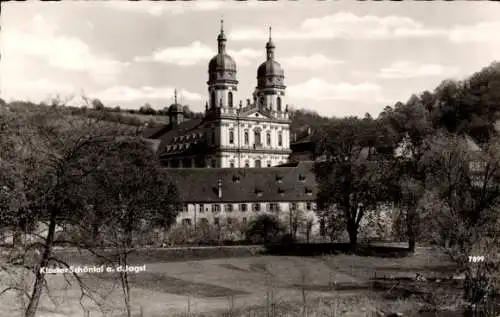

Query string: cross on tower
174 89 178 104
269 26 272 41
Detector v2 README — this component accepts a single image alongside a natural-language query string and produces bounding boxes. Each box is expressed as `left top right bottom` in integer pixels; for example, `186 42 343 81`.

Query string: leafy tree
419 131 500 310
314 117 395 252
91 98 105 111
68 137 179 317
139 103 156 115
380 94 433 252
245 214 285 244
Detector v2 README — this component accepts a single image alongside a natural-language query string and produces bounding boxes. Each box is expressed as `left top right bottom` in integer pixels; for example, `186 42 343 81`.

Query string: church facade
145 21 292 168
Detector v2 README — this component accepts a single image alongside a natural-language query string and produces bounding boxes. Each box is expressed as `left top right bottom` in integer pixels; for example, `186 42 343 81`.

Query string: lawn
0 248 458 317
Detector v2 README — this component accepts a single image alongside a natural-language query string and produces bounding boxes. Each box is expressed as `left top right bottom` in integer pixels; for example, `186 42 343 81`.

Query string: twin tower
206 20 286 114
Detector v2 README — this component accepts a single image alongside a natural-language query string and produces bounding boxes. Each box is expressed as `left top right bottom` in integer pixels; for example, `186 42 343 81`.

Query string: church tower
255 27 286 116
207 20 238 112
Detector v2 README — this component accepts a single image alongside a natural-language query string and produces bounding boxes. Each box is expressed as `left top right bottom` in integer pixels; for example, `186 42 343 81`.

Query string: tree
67 137 179 317
1 102 178 317
91 98 105 111
287 206 307 241
139 103 156 115
245 214 285 244
314 117 395 252
419 131 500 311
383 94 433 252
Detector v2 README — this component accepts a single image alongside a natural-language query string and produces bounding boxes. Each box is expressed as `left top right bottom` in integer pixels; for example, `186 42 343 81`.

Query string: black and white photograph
1 1 499 316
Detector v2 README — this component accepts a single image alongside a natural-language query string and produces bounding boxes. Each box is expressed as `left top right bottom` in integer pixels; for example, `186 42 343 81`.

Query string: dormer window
299 174 306 182
174 136 178 142
276 175 283 183
305 188 313 195
232 175 240 183
278 188 285 196
167 145 171 151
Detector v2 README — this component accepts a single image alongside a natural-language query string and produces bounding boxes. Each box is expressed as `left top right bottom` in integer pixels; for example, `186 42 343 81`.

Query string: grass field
0 247 459 317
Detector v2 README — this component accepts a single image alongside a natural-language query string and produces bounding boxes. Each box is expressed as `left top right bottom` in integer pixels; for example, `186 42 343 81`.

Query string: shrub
245 214 286 244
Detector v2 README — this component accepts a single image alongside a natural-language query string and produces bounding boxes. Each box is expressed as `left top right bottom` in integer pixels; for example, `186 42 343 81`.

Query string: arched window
277 97 282 112
210 91 216 108
229 130 234 144
255 160 262 168
245 160 250 168
244 131 249 145
254 130 261 146
228 92 233 108
259 96 265 107
278 132 283 146
266 132 271 146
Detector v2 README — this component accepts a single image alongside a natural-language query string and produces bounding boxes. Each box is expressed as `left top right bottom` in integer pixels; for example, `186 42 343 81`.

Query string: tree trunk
119 250 132 317
347 223 358 253
406 207 417 253
25 209 57 317
12 229 23 249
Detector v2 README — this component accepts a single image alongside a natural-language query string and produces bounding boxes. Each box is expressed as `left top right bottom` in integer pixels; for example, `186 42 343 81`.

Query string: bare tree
419 131 500 312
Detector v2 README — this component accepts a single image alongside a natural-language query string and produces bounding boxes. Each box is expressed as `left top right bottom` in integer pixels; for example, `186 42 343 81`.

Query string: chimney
217 178 222 198
293 133 297 141
307 127 311 135
246 99 251 107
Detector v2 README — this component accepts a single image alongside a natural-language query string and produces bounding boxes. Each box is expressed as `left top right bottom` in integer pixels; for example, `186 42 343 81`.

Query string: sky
1 1 500 118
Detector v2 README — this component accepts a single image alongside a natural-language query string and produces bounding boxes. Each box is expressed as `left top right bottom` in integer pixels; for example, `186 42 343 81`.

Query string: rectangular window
269 203 276 212
213 204 220 212
306 202 312 210
244 131 249 145
199 204 204 213
226 204 233 212
242 217 247 224
182 218 192 225
291 202 297 210
227 217 234 225
200 218 208 224
278 133 283 146
214 217 219 225
240 203 247 212
230 162 235 168
253 203 261 212
229 130 234 144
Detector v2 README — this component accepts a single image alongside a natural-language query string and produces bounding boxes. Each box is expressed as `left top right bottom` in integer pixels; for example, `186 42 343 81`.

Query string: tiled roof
166 161 317 203
157 119 208 154
142 124 171 139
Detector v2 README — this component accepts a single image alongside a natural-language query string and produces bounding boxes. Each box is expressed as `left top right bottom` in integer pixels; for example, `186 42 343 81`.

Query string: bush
245 214 286 244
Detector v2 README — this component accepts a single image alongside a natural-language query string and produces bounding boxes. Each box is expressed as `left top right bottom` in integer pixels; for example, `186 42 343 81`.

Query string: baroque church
145 21 292 168
142 22 404 242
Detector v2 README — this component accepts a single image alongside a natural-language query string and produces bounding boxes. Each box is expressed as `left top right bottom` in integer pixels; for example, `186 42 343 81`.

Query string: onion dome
208 20 238 84
257 27 285 89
